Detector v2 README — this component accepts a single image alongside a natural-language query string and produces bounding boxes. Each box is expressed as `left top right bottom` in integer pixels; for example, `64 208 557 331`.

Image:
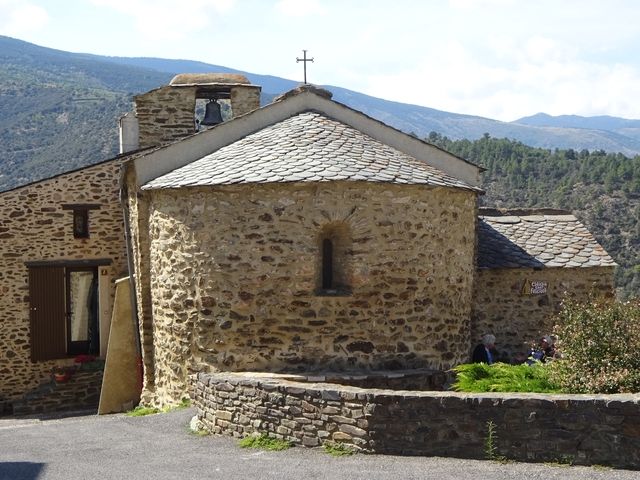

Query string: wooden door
29 266 66 361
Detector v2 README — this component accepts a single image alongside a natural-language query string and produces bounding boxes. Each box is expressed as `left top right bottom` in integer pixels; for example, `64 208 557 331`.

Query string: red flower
74 354 96 363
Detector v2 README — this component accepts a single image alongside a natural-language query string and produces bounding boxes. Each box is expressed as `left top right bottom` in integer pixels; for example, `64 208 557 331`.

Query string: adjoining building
0 157 130 413
473 208 616 358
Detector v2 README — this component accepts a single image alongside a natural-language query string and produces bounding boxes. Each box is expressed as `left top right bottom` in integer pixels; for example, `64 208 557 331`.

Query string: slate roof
142 111 481 191
477 209 616 269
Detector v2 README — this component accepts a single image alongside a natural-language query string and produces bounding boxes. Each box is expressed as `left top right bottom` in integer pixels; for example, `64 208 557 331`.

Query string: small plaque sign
522 279 548 295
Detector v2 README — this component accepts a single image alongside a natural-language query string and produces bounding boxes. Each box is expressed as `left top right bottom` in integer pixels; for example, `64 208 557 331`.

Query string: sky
1 0 640 121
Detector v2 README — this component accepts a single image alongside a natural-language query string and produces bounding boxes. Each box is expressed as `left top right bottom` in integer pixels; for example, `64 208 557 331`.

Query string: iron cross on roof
296 50 314 84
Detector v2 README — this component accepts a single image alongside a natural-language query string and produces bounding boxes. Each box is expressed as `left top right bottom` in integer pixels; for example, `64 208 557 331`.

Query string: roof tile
477 211 616 269
142 111 481 192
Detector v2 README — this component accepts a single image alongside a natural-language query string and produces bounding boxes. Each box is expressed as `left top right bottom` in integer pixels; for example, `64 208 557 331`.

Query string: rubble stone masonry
144 182 477 404
471 266 615 360
125 169 156 402
135 84 261 149
0 160 128 402
135 86 197 149
194 372 640 469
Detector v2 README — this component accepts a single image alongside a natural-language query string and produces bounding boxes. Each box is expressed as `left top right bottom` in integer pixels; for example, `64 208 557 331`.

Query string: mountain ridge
2 35 640 185
514 112 640 131
93 53 640 157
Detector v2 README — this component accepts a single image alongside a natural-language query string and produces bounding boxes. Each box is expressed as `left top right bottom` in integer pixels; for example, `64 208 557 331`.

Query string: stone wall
125 169 156 404
193 372 640 469
144 182 477 404
12 369 104 416
135 84 262 149
229 85 262 117
471 267 615 361
0 159 128 402
135 86 197 149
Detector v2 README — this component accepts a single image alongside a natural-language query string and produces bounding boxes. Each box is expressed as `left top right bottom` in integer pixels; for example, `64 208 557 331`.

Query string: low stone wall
234 369 450 392
193 372 640 469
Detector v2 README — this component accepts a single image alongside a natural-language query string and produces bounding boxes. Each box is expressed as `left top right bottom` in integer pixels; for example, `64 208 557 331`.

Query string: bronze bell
201 99 223 126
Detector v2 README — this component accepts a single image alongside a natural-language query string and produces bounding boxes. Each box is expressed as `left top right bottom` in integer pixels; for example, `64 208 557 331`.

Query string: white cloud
361 37 640 121
90 0 235 40
275 0 325 17
448 0 514 10
0 0 48 36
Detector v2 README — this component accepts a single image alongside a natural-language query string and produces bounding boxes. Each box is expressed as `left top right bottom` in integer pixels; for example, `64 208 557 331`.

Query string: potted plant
52 366 72 383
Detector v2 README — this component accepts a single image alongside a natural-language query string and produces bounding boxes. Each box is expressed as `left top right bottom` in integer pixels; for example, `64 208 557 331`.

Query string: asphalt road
0 408 637 480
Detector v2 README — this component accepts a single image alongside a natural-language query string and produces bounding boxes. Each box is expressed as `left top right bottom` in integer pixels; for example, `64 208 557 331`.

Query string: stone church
120 75 615 405
0 73 616 411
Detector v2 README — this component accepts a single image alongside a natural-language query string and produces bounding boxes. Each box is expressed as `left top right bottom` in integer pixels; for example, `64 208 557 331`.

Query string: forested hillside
0 36 174 189
427 132 640 299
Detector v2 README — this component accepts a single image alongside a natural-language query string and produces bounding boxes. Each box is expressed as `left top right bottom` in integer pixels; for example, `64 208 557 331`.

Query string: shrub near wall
550 299 640 393
193 372 640 469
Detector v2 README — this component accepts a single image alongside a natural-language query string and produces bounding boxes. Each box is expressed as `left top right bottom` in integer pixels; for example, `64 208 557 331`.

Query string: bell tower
119 73 261 153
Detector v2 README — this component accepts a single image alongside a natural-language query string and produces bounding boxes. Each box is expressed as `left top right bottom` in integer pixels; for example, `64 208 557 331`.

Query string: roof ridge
479 207 571 216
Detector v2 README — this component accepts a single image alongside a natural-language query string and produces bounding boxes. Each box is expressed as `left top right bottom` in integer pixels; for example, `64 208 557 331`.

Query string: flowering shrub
549 298 640 393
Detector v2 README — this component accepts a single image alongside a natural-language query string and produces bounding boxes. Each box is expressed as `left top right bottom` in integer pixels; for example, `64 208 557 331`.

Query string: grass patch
452 362 561 393
126 397 191 417
323 442 356 456
172 397 191 410
238 433 292 451
126 405 160 417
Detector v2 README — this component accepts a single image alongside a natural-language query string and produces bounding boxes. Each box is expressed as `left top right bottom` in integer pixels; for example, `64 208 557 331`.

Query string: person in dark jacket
472 334 499 364
528 335 556 364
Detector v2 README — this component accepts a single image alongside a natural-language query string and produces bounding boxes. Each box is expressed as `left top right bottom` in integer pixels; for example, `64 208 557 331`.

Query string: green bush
452 362 560 393
549 299 640 393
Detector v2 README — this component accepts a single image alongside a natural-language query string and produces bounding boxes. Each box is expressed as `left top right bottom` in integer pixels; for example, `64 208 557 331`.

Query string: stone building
473 208 616 358
121 78 615 405
0 158 129 411
0 73 264 413
0 73 616 411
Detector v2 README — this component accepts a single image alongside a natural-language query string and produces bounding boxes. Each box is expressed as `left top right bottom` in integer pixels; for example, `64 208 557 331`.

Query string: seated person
528 335 556 364
472 334 499 365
